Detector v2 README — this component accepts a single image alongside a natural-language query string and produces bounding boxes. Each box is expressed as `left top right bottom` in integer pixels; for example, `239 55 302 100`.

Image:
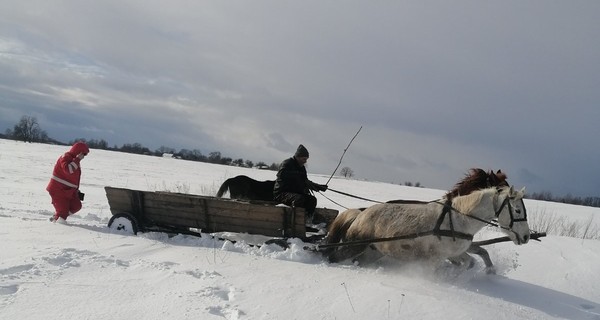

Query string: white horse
324 186 529 272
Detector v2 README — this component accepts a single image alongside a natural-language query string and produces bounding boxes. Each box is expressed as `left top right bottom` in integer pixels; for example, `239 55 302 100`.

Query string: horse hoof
467 259 476 269
485 267 496 275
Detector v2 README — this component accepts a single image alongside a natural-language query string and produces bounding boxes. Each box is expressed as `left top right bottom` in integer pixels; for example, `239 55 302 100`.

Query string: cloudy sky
1 1 599 197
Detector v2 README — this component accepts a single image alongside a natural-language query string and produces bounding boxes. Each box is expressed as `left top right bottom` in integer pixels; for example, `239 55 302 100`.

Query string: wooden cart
105 186 338 241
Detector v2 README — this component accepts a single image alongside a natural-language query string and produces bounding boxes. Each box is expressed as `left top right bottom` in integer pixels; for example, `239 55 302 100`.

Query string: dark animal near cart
216 175 275 202
105 186 338 241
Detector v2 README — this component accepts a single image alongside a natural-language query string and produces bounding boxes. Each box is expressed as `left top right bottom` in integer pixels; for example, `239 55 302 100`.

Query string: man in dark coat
273 144 327 223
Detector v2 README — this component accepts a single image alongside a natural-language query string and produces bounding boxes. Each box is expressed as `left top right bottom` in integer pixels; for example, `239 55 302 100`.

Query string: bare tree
208 151 222 163
232 158 245 166
340 166 354 178
11 115 44 142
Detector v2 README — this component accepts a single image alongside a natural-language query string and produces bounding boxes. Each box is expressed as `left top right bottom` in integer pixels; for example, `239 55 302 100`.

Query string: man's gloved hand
318 184 328 192
78 190 85 201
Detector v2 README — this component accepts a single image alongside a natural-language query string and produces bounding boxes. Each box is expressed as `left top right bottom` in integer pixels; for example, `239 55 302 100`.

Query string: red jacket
46 142 89 196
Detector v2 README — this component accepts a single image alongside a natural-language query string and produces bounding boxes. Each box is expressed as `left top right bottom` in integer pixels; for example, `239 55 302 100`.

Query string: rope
327 187 385 204
318 191 349 210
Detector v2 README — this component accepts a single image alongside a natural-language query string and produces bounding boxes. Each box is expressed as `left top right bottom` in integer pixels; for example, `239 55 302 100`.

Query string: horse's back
217 175 274 201
350 202 442 237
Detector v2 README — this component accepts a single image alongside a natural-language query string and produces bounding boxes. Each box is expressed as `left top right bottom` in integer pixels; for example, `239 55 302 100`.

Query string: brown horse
216 175 275 202
325 168 515 273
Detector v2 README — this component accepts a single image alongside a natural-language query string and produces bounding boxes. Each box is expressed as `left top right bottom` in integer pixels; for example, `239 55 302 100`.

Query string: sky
1 140 599 319
1 1 599 197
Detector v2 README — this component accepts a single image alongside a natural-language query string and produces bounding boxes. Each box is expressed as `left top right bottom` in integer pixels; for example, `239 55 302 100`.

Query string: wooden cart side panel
146 215 298 237
141 202 306 228
143 192 306 237
142 207 306 228
105 187 147 230
143 198 298 222
105 187 308 237
104 187 134 213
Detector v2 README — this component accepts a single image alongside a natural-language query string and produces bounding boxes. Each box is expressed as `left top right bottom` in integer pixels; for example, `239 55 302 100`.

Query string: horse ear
519 186 526 194
495 170 507 181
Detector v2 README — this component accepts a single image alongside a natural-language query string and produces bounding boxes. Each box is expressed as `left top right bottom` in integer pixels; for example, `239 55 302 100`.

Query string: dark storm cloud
1 1 599 196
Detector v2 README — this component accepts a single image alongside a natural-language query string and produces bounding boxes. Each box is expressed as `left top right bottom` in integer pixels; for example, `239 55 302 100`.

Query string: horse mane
451 187 497 215
445 168 508 200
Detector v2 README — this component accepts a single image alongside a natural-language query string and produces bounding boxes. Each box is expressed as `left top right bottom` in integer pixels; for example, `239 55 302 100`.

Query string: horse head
495 186 530 245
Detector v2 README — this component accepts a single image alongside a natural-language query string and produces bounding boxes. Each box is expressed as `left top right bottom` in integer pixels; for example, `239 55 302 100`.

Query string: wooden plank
141 202 298 224
104 187 318 237
142 205 305 235
148 193 284 213
141 212 305 237
142 209 305 230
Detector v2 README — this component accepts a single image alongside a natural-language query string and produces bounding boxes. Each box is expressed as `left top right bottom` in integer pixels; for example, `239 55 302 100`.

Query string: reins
326 186 509 230
315 189 527 251
326 187 385 205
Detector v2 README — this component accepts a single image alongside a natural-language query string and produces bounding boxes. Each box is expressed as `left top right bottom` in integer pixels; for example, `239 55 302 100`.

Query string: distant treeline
88 139 280 170
3 115 279 170
526 191 600 208
3 115 600 208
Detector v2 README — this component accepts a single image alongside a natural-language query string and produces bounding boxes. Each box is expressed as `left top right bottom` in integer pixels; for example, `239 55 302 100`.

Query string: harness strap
432 199 459 241
317 188 526 251
327 187 385 204
435 230 473 241
316 231 435 250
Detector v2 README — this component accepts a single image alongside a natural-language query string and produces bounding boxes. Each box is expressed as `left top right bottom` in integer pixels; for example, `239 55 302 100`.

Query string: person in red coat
46 142 90 223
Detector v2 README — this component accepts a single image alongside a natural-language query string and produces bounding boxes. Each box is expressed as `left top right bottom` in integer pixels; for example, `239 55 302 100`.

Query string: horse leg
448 252 476 269
326 244 369 264
467 244 496 274
353 245 385 266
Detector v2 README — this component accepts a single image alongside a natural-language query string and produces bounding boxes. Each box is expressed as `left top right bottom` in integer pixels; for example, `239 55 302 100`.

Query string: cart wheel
108 213 139 235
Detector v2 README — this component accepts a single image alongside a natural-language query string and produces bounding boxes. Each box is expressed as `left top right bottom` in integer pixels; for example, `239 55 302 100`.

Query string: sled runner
104 186 338 241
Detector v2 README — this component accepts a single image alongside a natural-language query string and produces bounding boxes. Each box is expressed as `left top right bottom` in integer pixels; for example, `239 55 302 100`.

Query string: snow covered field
1 139 599 319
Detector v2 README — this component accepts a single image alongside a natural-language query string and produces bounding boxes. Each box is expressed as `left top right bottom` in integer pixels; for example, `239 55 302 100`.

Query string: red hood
69 142 89 156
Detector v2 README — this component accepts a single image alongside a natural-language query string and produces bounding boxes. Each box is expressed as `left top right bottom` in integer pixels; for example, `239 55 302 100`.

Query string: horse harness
432 190 527 242
315 188 528 251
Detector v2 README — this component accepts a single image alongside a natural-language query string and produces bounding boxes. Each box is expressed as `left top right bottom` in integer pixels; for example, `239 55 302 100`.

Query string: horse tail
216 178 231 197
325 209 362 244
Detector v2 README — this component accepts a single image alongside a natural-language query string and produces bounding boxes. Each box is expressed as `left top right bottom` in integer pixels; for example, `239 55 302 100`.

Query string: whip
326 126 362 185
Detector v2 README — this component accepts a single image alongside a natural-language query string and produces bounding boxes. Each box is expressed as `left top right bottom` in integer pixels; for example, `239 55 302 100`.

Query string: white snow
1 139 599 320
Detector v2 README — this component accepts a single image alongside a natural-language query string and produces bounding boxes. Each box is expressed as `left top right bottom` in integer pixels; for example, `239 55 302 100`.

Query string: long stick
312 231 547 252
472 232 547 246
326 126 362 185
